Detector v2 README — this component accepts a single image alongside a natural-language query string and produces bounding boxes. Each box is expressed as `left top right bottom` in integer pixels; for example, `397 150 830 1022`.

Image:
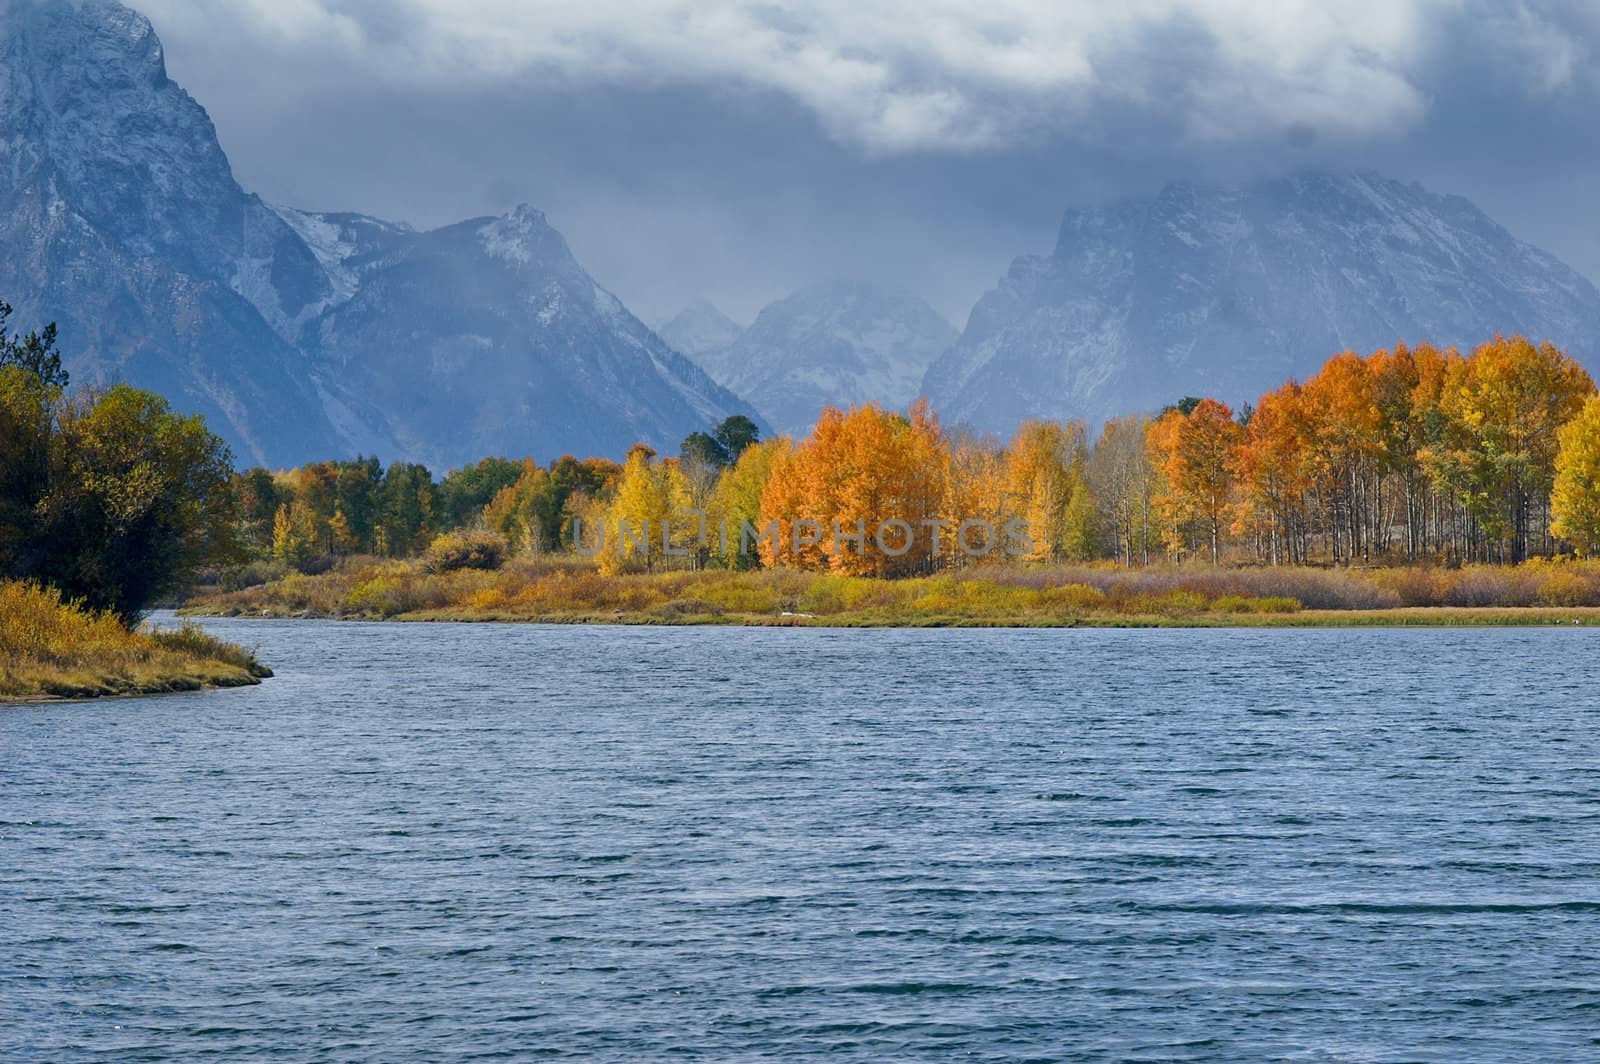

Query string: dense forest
233 335 1600 581
0 303 269 695
0 303 238 623
8 315 1600 634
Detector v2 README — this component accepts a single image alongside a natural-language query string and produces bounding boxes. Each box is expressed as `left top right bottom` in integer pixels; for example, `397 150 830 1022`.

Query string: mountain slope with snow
0 0 756 467
0 0 341 462
704 281 956 435
924 173 1600 434
659 300 744 362
300 205 754 467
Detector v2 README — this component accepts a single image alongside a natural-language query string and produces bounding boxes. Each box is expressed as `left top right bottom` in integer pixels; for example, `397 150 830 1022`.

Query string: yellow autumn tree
328 509 357 556
1005 419 1088 562
271 500 317 568
1551 396 1600 556
599 445 695 574
1436 335 1594 560
1059 479 1100 561
706 437 788 568
482 459 547 553
1086 415 1160 567
1300 352 1387 564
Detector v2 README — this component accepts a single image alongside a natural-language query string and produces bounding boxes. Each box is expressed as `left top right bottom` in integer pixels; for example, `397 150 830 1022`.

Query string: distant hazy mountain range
923 173 1600 434
663 282 956 436
658 301 745 364
633 172 1600 441
4 1 1600 466
0 0 752 468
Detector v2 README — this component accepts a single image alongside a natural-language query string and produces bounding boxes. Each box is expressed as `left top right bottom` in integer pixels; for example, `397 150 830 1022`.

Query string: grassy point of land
1 581 271 702
182 556 1600 629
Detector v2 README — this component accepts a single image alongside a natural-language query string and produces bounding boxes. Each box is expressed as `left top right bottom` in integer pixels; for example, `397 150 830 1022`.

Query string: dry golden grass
180 554 1600 629
0 580 270 700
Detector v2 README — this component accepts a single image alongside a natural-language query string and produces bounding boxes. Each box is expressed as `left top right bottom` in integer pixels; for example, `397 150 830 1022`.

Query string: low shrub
1370 567 1448 608
422 531 508 574
465 588 511 611
219 559 292 592
1040 583 1107 612
344 575 425 617
1535 568 1595 607
1440 566 1542 608
700 579 784 614
150 623 270 676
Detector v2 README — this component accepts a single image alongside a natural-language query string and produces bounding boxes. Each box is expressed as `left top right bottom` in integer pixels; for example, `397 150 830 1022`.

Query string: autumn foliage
223 334 1600 579
1219 336 1595 564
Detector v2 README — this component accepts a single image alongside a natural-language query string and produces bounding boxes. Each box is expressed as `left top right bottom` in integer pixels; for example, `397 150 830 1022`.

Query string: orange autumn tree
1368 343 1430 559
943 429 1008 566
758 401 946 577
1149 398 1242 563
1300 352 1387 565
1233 382 1314 564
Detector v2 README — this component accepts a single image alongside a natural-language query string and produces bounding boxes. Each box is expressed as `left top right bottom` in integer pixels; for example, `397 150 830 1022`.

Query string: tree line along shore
226 335 1600 581
187 333 1600 626
9 301 1600 697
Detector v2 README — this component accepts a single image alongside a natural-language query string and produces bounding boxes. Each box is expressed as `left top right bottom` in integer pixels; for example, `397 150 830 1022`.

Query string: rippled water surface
5 618 1600 1061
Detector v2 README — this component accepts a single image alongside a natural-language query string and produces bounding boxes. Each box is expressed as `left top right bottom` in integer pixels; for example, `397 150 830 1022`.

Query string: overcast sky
140 0 1600 327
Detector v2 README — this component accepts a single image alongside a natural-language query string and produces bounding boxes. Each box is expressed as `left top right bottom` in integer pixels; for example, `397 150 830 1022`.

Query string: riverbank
1 581 271 701
181 556 1600 628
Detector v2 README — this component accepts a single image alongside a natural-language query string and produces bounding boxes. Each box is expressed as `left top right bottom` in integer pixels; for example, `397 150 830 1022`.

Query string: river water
4 617 1600 1061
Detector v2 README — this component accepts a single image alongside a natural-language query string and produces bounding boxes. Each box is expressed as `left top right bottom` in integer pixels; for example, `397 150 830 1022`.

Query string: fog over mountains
4 0 1600 467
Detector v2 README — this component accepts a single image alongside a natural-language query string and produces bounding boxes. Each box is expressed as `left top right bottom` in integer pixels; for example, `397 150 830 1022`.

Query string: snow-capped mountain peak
477 204 574 271
924 170 1600 434
693 280 956 435
0 0 758 466
659 300 745 361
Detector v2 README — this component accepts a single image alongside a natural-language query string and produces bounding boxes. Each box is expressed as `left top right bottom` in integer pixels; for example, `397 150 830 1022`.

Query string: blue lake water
4 618 1600 1061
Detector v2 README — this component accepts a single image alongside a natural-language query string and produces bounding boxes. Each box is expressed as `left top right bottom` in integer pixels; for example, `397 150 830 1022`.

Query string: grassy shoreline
1 581 271 702
181 557 1600 629
188 605 1600 628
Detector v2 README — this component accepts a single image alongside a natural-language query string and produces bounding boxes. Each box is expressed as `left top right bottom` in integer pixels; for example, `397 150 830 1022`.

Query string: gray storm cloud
140 0 1471 152
136 0 1600 323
